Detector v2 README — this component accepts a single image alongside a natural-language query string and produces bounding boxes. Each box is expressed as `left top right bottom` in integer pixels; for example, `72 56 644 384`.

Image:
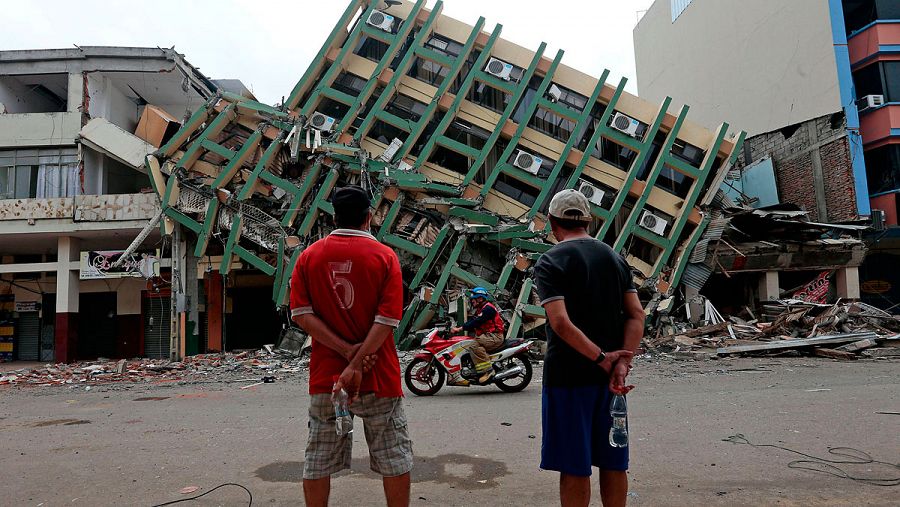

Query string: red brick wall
821 138 858 222
734 113 859 222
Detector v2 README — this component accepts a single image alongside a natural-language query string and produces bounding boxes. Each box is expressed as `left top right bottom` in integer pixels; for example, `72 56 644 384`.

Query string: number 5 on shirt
329 261 354 309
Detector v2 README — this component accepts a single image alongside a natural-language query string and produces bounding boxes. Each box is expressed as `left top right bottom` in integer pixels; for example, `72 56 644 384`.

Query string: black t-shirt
534 238 636 387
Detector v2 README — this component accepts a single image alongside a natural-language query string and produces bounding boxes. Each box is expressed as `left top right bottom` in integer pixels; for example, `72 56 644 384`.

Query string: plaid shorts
304 393 413 480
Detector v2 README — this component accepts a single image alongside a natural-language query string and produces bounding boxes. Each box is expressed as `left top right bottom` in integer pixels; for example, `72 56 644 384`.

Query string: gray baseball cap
548 189 592 222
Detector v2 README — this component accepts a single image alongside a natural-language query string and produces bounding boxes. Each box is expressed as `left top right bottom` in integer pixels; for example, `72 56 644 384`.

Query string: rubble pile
647 299 900 359
0 349 308 387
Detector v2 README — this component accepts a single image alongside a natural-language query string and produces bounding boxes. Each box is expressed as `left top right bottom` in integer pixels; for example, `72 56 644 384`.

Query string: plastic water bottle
608 394 628 448
332 385 353 436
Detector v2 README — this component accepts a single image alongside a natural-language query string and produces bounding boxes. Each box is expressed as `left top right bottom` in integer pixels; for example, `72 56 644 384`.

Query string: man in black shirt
534 189 644 507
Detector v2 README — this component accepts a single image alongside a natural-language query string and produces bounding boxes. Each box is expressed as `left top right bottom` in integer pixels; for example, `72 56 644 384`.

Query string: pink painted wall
849 23 900 65
871 193 898 226
860 105 900 147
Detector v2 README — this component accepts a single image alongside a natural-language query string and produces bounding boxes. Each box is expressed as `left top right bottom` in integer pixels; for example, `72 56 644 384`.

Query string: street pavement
2 356 898 506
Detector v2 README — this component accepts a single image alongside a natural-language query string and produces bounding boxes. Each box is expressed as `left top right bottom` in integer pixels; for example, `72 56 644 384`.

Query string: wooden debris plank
717 332 876 355
812 348 857 360
835 338 878 353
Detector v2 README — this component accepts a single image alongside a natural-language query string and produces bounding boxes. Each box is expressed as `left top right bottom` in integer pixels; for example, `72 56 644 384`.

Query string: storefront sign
80 251 160 280
14 301 40 312
793 271 831 304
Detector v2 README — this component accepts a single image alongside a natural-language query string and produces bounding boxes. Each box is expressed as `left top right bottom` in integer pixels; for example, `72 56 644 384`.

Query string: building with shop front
634 0 900 309
0 47 222 362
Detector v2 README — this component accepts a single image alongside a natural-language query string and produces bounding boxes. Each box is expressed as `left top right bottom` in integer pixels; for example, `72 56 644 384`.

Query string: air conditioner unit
366 10 395 32
485 57 514 80
309 112 336 131
512 149 542 175
577 180 605 207
610 112 641 139
396 160 413 172
864 94 885 109
379 137 403 162
547 84 562 103
639 211 668 236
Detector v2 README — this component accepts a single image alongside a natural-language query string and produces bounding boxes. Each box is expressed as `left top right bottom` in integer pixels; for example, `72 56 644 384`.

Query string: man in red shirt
291 185 412 507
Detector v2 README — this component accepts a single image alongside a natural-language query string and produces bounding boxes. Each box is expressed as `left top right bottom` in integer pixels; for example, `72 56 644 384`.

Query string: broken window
368 120 407 146
384 93 427 123
428 145 473 175
424 34 463 58
467 82 511 113
407 57 449 87
354 36 391 62
0 73 68 113
0 148 78 199
670 139 706 168
332 71 368 98
315 97 351 122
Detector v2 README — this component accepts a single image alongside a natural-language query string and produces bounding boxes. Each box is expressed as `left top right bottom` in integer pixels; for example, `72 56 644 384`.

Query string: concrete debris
0 349 309 387
649 299 900 360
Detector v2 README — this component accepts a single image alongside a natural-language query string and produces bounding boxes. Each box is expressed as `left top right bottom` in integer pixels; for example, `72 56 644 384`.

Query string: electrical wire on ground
150 482 253 506
724 434 900 487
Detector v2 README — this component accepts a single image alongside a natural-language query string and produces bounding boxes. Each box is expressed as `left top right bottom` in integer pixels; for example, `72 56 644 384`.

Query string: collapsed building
142 0 747 358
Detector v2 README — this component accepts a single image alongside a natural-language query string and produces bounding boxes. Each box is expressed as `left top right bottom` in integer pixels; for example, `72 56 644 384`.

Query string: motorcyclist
450 287 506 383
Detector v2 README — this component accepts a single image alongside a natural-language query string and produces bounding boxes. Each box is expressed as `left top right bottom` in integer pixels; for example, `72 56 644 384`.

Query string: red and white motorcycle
403 328 533 396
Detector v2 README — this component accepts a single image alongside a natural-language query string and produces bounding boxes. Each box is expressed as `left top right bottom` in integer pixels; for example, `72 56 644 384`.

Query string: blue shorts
541 384 629 476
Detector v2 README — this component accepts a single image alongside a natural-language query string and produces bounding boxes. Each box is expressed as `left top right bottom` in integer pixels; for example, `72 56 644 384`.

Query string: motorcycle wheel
494 356 533 393
404 358 445 396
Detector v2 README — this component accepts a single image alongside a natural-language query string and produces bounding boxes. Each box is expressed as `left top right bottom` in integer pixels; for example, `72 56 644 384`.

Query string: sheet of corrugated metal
682 263 713 290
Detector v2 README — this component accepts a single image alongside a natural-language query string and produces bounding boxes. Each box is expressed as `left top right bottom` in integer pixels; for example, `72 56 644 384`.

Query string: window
368 120 407 146
655 166 694 198
332 72 368 98
384 94 427 123
494 173 538 208
410 118 440 157
315 98 350 122
424 34 463 58
864 145 900 194
0 73 68 113
444 120 491 152
529 107 578 144
450 50 481 94
354 36 391 62
671 0 694 22
0 148 78 199
670 139 706 168
635 132 666 181
853 63 883 100
552 83 589 114
407 58 449 87
467 82 511 113
428 145 473 175
843 0 900 36
592 138 638 171
576 102 610 152
852 61 900 106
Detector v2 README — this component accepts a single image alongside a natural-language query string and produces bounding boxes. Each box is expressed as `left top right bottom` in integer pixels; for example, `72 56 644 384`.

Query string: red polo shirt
290 229 403 398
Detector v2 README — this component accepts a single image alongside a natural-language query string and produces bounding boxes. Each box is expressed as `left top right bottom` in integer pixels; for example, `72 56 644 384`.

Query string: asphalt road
2 356 898 506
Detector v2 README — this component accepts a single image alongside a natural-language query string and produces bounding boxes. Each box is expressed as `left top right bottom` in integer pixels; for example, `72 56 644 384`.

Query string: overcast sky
2 0 656 105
